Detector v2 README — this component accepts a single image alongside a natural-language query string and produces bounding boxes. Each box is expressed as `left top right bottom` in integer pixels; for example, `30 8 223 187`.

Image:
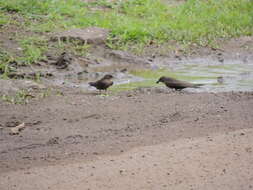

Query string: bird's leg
99 89 105 95
178 89 185 94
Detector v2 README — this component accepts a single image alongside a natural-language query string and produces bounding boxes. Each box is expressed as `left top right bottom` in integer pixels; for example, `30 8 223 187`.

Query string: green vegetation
18 36 48 64
1 89 33 104
1 0 252 43
0 0 252 75
55 40 90 57
0 50 16 78
0 88 55 104
0 11 10 26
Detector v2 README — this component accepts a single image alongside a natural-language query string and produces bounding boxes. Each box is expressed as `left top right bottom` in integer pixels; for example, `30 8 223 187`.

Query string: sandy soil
1 128 253 190
0 89 253 189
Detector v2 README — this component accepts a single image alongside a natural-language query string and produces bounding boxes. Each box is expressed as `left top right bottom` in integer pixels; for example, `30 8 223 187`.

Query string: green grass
0 88 54 104
0 0 252 69
17 36 48 64
0 11 10 26
1 89 33 104
0 50 16 78
1 0 252 44
55 40 90 57
0 37 48 78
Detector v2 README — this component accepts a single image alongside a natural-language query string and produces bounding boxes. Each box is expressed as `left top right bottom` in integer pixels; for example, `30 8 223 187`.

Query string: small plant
55 40 90 57
0 11 10 27
39 88 52 98
0 50 16 78
18 36 48 64
1 89 34 104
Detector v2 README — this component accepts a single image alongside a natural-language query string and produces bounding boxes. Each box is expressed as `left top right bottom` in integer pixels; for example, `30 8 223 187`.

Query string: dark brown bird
89 74 114 91
156 76 204 90
54 52 72 69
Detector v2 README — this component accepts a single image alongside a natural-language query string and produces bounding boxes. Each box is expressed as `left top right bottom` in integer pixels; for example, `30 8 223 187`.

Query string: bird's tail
89 82 95 87
194 83 204 88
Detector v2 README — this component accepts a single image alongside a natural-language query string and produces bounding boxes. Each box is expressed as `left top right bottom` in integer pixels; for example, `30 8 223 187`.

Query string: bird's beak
156 80 160 84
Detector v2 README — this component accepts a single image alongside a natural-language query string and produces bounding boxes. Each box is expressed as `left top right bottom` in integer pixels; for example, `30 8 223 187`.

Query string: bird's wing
99 80 113 89
88 81 96 86
168 79 198 88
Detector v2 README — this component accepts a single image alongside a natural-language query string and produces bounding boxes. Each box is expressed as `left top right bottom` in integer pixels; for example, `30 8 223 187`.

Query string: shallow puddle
111 58 253 93
42 57 253 93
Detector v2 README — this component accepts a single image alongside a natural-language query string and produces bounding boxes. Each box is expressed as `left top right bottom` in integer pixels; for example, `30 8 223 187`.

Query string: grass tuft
1 89 32 104
0 11 10 26
17 36 48 64
0 50 16 78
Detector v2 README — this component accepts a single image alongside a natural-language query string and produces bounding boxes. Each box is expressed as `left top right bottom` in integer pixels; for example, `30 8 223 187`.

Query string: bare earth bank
0 90 253 189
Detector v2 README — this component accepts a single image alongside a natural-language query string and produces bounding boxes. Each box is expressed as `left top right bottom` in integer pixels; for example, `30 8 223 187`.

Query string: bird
89 74 114 91
54 52 72 69
156 76 204 90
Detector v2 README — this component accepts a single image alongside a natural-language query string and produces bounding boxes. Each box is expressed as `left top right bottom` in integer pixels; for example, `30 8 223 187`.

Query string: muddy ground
1 30 253 189
0 88 253 189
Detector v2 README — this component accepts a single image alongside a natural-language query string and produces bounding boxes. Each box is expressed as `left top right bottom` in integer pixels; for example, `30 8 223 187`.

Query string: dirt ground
0 89 253 189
